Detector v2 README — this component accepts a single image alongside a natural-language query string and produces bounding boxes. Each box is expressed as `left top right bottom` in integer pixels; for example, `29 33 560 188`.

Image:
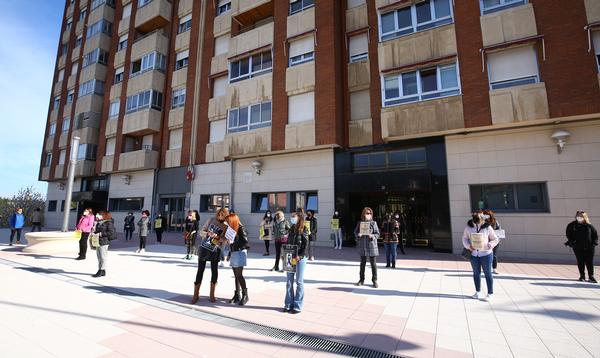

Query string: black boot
239 289 249 306
100 270 106 277
355 280 364 286
590 277 598 283
229 291 241 304
92 270 102 278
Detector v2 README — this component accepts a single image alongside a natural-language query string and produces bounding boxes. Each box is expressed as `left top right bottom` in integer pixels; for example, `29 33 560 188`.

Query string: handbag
74 230 82 239
461 248 472 260
89 233 100 249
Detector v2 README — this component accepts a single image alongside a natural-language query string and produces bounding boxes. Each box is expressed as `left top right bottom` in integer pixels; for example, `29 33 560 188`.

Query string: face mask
395 215 399 219
96 214 102 220
365 214 372 221
83 211 89 216
267 213 271 217
290 217 298 225
576 217 584 223
334 212 338 216
482 214 490 220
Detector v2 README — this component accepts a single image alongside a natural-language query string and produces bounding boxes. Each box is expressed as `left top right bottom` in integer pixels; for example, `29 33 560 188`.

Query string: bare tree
0 187 46 228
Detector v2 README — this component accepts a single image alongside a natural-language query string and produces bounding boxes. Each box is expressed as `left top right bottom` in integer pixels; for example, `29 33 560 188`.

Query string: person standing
463 212 499 301
191 208 229 304
260 210 273 256
331 211 343 250
270 211 290 272
183 211 197 260
483 210 502 274
284 210 308 314
306 210 318 261
382 214 398 268
92 211 116 278
355 207 380 288
566 211 598 283
30 208 43 232
75 208 95 260
226 213 250 305
393 212 406 255
124 212 135 241
154 212 164 244
136 210 150 253
9 208 25 246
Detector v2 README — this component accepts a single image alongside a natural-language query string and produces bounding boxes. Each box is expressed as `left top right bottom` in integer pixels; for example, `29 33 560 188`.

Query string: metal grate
0 258 404 358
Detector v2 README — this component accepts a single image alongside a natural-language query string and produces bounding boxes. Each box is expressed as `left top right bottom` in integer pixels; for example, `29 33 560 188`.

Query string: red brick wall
270 0 289 151
454 0 492 128
366 1 384 144
531 0 600 117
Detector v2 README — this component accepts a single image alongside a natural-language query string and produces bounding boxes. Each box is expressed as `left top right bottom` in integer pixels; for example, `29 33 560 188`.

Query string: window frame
108 100 120 119
200 194 230 212
353 148 427 172
486 46 540 90
118 34 128 51
227 101 272 133
44 152 53 167
62 117 71 132
171 88 186 109
175 51 189 70
289 0 315 15
469 182 550 213
130 51 166 77
108 197 144 212
378 0 454 42
49 122 57 136
216 1 231 16
479 0 527 15
252 192 288 213
48 200 58 212
78 79 105 98
178 14 192 33
229 50 273 83
125 90 163 114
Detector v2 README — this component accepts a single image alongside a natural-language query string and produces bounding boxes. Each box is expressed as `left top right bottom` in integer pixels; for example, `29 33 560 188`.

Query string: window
227 101 272 133
138 0 152 8
108 100 120 118
229 50 272 83
293 192 318 212
66 89 75 104
169 128 183 150
212 76 228 98
382 62 459 106
288 92 315 124
61 200 78 212
44 152 53 167
290 0 314 15
53 96 61 110
62 117 71 132
82 48 109 68
108 197 144 211
171 88 186 109
77 143 97 161
71 61 79 75
480 0 527 15
347 0 365 9
118 34 128 51
78 79 105 97
91 0 115 11
58 69 65 82
125 90 163 114
58 150 66 165
49 122 57 136
592 31 600 72
289 36 314 66
122 3 132 18
252 193 288 212
209 119 226 143
469 182 549 213
79 8 87 21
214 35 229 56
105 138 116 155
349 33 368 62
62 44 69 56
175 50 189 70
75 34 83 48
216 0 231 16
81 176 109 191
130 51 166 77
350 90 371 121
178 13 192 33
66 18 73 31
114 66 124 84
487 45 539 90
200 194 230 212
48 200 57 212
379 0 452 41
86 20 112 38
353 148 427 172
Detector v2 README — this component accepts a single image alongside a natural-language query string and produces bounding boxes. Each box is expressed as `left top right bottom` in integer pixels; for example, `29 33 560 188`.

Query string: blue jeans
384 242 397 266
285 257 307 311
470 253 494 294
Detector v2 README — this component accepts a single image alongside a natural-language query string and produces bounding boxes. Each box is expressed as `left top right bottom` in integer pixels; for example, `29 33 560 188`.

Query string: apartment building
40 0 600 260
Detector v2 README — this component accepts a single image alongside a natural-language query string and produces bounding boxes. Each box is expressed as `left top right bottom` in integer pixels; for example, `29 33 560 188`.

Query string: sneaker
263 253 269 256
16 240 21 245
219 262 225 267
291 309 301 314
578 276 586 282
135 249 141 253
493 269 499 274
589 277 598 284
141 249 146 253
282 307 291 313
483 294 493 302
471 292 483 300
372 281 379 288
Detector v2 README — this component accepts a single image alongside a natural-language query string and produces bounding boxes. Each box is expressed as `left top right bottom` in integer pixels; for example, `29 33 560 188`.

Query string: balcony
480 3 538 47
67 75 76 89
168 107 184 128
131 30 169 61
40 167 51 181
126 69 165 95
101 155 114 173
75 160 96 177
347 60 370 92
87 2 115 26
61 29 71 44
171 67 187 88
285 121 315 150
83 31 112 55
205 142 225 163
66 3 74 18
287 6 315 38
105 119 118 137
285 61 315 95
229 21 273 58
58 132 69 148
585 0 600 23
226 73 272 109
75 94 104 115
174 30 190 52
118 148 159 171
208 96 227 120
57 55 66 69
118 15 131 34
211 53 228 75
223 127 271 157
345 3 368 33
114 48 127 67
213 8 232 36
122 109 162 136
53 81 63 96
135 0 172 34
164 148 181 168
79 63 108 84
110 82 122 100
178 0 193 16
45 136 55 151
349 118 373 148
489 82 549 125
378 24 457 73
72 126 99 145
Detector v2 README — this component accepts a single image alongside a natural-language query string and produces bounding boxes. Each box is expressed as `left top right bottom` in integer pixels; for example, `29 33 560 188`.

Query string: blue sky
0 0 64 197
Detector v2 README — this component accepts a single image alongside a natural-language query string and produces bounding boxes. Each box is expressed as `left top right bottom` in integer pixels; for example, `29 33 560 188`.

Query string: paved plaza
1 229 599 358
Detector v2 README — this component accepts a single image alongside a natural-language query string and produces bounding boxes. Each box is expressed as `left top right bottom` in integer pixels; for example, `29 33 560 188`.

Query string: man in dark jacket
306 210 317 261
566 211 598 283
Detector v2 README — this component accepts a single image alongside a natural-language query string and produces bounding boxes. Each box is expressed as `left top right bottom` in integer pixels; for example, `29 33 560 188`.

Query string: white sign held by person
470 233 488 250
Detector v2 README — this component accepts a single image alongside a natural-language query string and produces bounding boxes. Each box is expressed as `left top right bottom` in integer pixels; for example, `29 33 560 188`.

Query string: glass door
159 197 186 232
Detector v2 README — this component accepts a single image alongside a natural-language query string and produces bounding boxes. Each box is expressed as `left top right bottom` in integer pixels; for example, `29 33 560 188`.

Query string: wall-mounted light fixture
122 175 131 185
57 182 65 190
551 129 571 154
251 160 263 175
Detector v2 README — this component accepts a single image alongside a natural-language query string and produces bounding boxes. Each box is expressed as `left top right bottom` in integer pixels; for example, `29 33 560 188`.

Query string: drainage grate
0 258 404 358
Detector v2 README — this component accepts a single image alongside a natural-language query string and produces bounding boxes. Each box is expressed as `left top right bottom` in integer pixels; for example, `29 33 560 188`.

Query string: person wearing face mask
463 211 499 301
136 210 150 253
354 207 380 288
260 210 273 256
482 209 502 274
75 208 95 260
284 211 309 314
183 211 199 260
331 211 343 250
124 212 135 241
154 212 164 244
393 211 406 255
92 211 116 278
565 211 598 283
306 210 318 261
225 213 250 305
9 208 25 246
271 211 290 272
382 214 398 268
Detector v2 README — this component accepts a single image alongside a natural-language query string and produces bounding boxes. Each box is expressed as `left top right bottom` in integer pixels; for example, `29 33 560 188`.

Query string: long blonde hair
361 207 374 221
577 211 591 224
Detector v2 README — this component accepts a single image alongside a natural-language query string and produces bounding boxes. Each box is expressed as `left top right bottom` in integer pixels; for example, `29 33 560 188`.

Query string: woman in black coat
566 211 598 283
92 211 116 278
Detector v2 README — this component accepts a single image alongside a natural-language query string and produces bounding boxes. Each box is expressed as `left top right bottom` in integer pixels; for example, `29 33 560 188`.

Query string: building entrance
159 197 186 232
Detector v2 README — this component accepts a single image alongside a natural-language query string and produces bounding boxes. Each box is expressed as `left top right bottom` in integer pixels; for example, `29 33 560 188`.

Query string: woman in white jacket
462 211 499 302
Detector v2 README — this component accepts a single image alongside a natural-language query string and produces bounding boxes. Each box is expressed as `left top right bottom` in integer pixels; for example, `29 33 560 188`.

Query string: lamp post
61 136 80 232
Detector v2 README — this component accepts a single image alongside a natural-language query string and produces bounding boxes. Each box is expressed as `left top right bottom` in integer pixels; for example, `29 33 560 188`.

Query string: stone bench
24 232 79 255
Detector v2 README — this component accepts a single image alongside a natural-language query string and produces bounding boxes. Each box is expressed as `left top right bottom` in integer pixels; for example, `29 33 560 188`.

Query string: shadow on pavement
529 282 600 289
318 286 469 299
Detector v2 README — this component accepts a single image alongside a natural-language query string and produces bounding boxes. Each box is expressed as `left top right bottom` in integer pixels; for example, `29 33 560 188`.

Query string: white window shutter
122 4 132 18
288 92 315 124
349 33 368 58
214 35 229 56
105 138 116 156
180 13 192 25
212 76 228 98
176 50 189 61
115 66 124 75
350 90 371 121
209 119 226 143
487 45 539 83
289 36 314 58
169 129 183 150
347 0 365 8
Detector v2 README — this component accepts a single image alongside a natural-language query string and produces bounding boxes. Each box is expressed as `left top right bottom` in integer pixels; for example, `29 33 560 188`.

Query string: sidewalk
1 230 599 357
